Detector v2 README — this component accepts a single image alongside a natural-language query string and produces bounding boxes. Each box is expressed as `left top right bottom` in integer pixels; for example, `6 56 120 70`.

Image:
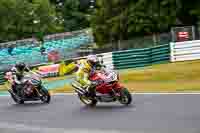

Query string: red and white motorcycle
72 68 132 106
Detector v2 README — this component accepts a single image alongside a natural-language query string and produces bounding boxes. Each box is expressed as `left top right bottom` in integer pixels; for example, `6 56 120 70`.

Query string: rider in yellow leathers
75 55 101 99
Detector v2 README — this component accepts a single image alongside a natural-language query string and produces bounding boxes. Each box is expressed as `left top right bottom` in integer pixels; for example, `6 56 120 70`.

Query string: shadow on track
76 103 135 112
7 102 49 108
81 104 135 110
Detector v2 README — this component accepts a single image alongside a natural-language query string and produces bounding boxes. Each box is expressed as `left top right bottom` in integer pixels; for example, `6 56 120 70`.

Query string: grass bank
119 60 200 92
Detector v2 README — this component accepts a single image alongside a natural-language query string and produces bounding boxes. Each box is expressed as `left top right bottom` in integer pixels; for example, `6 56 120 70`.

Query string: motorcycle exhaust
71 83 86 95
74 88 85 95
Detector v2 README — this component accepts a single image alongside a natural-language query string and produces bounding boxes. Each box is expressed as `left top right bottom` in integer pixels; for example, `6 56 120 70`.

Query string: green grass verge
119 60 200 92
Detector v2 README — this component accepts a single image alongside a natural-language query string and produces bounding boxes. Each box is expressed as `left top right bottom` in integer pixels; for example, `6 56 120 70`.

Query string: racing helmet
15 62 26 72
87 54 99 66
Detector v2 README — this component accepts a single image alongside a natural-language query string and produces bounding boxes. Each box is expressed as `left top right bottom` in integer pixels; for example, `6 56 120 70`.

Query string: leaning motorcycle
71 69 132 107
5 71 51 104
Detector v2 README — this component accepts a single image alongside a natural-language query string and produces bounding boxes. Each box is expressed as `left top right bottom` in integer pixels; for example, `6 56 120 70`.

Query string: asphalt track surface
0 94 200 133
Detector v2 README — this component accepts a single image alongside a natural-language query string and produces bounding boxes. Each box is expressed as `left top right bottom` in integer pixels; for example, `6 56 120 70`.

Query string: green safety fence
112 44 170 70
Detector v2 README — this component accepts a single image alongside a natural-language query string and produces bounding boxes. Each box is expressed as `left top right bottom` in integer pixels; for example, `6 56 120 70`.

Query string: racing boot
86 84 96 100
11 84 18 94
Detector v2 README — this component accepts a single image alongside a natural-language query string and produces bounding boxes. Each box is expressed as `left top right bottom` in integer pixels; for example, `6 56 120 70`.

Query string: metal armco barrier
170 40 200 62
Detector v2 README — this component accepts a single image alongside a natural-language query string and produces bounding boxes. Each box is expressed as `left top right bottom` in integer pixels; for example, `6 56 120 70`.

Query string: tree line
0 0 200 46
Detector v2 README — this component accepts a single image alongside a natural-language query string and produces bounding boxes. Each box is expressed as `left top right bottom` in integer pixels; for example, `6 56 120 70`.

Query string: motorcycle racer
75 54 101 99
10 62 30 96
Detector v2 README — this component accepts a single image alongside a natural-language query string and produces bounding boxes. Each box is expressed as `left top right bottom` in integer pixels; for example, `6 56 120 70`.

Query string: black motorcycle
5 71 51 104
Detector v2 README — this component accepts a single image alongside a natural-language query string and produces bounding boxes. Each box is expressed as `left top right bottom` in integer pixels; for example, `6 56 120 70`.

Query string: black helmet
15 62 26 71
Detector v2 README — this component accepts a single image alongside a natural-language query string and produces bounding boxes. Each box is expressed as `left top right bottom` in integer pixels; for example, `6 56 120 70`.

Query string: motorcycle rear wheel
118 88 132 105
78 94 97 107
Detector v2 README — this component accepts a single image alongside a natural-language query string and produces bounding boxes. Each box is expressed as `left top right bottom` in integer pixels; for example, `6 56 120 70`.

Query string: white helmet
87 54 98 63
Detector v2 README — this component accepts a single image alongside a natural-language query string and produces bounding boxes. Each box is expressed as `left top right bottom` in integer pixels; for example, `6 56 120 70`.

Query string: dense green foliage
0 0 62 42
0 0 89 42
91 0 200 46
0 0 200 46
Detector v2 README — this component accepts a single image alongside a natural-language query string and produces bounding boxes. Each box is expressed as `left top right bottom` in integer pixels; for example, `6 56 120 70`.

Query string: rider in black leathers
11 63 30 96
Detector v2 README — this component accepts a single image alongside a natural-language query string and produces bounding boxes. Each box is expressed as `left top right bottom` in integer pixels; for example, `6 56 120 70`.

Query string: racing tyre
78 93 97 107
40 86 51 103
119 88 132 105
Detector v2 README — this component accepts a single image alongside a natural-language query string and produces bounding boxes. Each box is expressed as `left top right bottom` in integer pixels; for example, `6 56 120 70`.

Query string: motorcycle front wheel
118 88 132 105
78 93 97 107
39 86 51 103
